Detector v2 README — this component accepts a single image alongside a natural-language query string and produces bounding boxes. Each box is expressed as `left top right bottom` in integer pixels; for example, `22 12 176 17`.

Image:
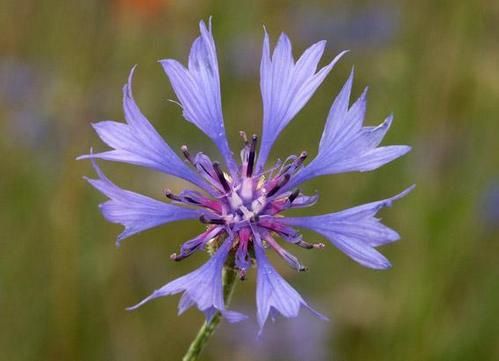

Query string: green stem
182 266 238 361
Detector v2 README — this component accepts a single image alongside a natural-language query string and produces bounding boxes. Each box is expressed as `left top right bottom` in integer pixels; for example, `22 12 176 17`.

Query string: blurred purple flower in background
0 57 64 162
219 309 331 360
79 19 412 332
225 6 399 81
290 5 400 50
0 58 39 107
479 181 499 230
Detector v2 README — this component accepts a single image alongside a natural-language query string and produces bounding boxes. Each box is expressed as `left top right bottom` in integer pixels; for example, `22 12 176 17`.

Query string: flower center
167 132 323 276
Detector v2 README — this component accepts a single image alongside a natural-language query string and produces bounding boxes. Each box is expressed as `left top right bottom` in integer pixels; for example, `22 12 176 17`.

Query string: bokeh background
1 0 498 360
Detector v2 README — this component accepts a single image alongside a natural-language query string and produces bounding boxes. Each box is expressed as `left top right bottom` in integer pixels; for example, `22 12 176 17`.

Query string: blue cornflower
80 19 413 332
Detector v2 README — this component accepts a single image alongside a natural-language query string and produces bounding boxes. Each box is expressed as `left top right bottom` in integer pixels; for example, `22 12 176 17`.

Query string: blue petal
281 186 415 269
85 160 201 245
253 232 327 334
286 70 410 190
159 19 238 176
256 30 347 171
128 236 247 323
78 67 210 193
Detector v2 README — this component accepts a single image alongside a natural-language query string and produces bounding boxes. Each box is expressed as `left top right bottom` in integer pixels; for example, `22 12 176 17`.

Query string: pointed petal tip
305 303 329 321
321 49 349 73
77 147 94 161
402 145 412 154
360 255 392 270
199 16 213 32
379 184 415 209
314 39 328 49
158 59 180 72
377 260 392 270
398 184 416 198
125 301 143 311
115 228 132 244
387 229 401 243
125 304 140 312
337 66 355 92
126 65 138 90
383 113 394 126
335 49 350 61
126 293 157 311
278 31 288 40
276 32 292 48
198 19 208 33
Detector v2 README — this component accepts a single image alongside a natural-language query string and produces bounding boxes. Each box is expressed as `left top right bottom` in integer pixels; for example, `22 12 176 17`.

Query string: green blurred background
1 0 498 360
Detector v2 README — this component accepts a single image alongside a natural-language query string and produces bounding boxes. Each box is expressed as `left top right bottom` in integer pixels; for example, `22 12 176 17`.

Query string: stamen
181 145 194 166
170 252 189 262
246 134 258 177
289 151 307 172
276 155 297 176
183 196 201 205
165 189 182 202
264 234 307 271
279 164 291 176
267 174 290 197
288 189 300 203
295 240 326 249
199 215 226 225
258 218 302 243
259 158 283 180
212 161 231 193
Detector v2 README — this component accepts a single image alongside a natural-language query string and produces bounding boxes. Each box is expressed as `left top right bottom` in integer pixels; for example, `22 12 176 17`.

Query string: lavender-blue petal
85 161 201 245
281 185 415 269
256 29 347 170
127 236 247 323
78 67 210 193
285 70 410 190
159 20 238 176
253 233 327 333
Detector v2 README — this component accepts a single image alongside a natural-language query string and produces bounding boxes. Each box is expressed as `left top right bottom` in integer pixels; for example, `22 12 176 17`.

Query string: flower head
80 19 413 332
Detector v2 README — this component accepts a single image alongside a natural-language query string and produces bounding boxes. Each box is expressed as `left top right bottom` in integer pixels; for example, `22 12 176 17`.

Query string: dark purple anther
199 215 226 225
212 161 231 193
165 189 182 201
267 174 291 197
288 189 300 203
246 134 257 177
